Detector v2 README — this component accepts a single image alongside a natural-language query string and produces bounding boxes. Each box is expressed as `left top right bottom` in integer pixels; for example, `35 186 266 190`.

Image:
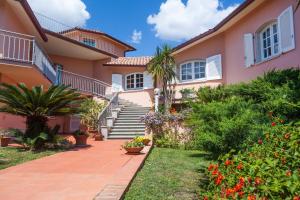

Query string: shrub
185 69 300 156
201 120 300 199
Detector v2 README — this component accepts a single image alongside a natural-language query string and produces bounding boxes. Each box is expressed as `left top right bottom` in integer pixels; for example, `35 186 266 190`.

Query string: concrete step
111 128 145 132
113 125 145 129
114 122 145 126
107 134 144 139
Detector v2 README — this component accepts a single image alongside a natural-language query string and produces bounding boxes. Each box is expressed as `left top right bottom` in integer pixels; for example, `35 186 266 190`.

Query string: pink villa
0 0 299 139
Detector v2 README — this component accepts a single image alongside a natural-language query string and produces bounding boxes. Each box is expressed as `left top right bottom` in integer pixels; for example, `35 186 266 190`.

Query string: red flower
203 196 209 200
294 196 300 200
255 177 262 186
258 139 263 145
248 195 256 200
284 133 290 139
286 170 292 176
208 164 215 171
234 184 243 192
215 174 224 185
225 160 231 166
271 122 276 127
238 191 245 198
212 169 219 176
239 177 245 185
225 188 235 197
248 177 252 183
237 163 243 170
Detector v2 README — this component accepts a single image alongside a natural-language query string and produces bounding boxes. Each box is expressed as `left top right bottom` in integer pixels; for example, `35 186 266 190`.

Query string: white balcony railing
57 69 115 99
34 12 124 56
0 29 56 83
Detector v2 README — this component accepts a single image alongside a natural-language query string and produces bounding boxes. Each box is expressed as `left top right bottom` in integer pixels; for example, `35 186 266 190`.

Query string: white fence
0 29 56 83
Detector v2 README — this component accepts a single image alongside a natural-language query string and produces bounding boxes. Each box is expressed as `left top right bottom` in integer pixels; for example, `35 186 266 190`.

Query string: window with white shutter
244 33 255 67
112 74 123 92
143 71 153 89
278 6 295 53
206 54 222 80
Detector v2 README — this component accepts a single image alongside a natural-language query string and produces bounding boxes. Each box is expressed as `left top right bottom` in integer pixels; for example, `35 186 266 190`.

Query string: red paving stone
0 139 151 200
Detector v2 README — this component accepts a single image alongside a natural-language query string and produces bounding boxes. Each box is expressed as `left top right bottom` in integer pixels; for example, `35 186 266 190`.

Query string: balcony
34 12 124 57
0 29 56 83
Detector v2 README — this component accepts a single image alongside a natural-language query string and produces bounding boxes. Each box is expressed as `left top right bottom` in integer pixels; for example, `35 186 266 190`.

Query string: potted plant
0 134 11 147
134 136 151 146
123 140 145 154
72 130 89 146
79 99 106 141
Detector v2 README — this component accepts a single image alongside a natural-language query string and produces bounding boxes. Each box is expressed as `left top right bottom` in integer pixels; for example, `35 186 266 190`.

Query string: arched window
180 60 206 81
258 21 280 60
126 73 144 90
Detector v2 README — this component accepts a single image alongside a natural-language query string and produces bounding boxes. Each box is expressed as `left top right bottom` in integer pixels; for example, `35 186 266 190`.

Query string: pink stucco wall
224 0 300 84
119 89 154 107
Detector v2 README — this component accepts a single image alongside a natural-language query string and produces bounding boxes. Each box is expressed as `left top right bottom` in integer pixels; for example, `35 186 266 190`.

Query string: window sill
254 53 281 66
175 79 209 85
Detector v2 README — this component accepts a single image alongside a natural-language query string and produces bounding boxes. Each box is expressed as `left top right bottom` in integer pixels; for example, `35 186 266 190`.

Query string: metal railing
34 12 123 56
57 69 115 99
99 92 119 127
0 29 56 83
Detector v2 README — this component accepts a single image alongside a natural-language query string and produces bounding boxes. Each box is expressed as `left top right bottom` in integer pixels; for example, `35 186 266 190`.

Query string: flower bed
202 119 300 199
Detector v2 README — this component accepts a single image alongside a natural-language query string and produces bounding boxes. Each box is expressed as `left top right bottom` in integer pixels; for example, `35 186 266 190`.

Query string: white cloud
147 0 239 41
131 29 142 44
28 0 90 28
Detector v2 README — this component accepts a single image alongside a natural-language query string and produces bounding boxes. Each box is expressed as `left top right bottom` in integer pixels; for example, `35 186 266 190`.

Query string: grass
0 146 60 170
124 148 210 200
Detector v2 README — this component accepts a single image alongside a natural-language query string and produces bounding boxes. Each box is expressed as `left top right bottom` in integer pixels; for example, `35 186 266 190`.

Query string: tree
0 83 83 139
297 0 300 10
148 44 176 114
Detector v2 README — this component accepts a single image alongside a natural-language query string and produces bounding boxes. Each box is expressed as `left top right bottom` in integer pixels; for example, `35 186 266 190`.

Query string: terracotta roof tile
105 56 153 66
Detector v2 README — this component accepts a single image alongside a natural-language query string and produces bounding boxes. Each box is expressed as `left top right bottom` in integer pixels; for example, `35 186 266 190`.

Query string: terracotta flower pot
143 139 151 146
124 147 144 154
0 137 11 147
74 135 88 146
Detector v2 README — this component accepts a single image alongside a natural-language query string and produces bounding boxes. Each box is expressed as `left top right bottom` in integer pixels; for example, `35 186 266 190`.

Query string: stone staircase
107 99 150 139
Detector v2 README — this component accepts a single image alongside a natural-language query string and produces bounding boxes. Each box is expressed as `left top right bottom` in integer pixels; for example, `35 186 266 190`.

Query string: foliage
124 148 209 200
133 136 151 145
0 83 83 141
201 120 300 200
148 44 176 113
79 98 106 130
186 69 300 157
123 140 144 148
72 130 89 137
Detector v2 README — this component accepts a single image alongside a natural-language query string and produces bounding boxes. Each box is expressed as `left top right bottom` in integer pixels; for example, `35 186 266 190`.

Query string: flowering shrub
201 119 300 199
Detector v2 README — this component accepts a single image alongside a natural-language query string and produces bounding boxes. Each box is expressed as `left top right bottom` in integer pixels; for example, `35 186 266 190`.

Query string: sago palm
0 83 83 139
148 44 176 113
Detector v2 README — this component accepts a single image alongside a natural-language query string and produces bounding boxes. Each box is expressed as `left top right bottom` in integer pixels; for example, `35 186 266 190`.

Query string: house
0 0 299 139
171 0 300 100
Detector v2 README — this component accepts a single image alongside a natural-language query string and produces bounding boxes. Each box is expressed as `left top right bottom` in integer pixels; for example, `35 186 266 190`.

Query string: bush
201 120 300 199
185 69 300 157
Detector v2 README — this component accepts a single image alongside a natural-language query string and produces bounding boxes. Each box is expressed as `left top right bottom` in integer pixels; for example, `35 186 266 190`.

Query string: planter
0 137 11 147
74 135 88 146
124 147 144 154
94 134 104 141
143 139 151 146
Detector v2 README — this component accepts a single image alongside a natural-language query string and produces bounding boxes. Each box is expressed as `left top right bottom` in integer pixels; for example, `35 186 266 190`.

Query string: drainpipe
154 88 161 113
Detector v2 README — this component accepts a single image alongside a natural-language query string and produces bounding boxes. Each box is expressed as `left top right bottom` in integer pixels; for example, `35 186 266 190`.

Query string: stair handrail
98 92 119 128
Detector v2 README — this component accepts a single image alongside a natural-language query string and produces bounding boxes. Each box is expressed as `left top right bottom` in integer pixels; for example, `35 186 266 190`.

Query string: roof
173 0 256 53
15 0 48 41
60 27 136 52
104 56 153 66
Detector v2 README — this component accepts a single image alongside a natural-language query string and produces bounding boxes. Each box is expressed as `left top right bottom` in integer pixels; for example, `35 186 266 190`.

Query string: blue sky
29 0 244 57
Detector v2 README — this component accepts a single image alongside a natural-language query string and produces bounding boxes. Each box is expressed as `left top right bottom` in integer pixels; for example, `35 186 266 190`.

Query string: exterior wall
50 55 95 78
224 0 300 84
63 31 127 57
0 1 30 34
118 89 154 107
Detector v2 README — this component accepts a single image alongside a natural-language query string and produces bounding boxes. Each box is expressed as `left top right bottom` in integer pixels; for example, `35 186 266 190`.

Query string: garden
125 67 300 200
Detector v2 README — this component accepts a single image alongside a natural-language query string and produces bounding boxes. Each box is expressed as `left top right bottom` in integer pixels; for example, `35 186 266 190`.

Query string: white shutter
278 6 295 53
143 71 153 89
244 33 254 67
206 54 222 80
112 74 123 92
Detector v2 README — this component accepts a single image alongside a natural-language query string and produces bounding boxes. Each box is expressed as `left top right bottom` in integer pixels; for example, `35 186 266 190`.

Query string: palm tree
297 0 300 10
0 83 83 139
148 44 176 113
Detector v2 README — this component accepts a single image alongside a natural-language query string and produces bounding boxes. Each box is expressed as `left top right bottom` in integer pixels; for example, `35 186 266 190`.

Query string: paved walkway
0 139 151 200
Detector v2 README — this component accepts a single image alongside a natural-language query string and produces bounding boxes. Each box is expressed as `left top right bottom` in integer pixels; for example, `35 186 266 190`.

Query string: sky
28 0 244 57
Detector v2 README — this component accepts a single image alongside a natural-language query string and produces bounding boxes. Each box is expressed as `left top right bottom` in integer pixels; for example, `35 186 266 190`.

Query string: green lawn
124 148 210 200
0 146 59 170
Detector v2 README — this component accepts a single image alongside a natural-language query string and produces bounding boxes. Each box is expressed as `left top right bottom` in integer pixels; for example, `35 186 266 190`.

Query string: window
126 73 144 90
260 22 279 60
180 61 206 81
82 38 96 47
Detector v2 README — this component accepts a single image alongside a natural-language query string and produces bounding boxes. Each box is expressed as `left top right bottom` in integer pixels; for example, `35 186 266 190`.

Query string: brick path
0 139 151 200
